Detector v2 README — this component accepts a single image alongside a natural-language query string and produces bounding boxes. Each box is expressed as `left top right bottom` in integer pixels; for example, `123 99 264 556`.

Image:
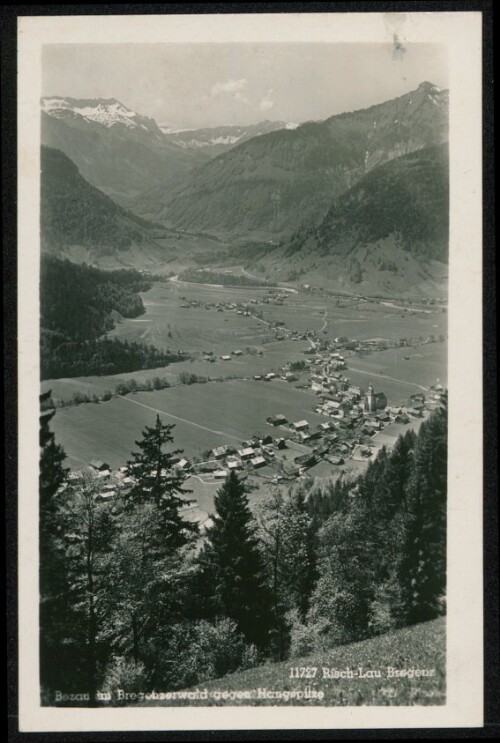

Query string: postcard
17 10 483 732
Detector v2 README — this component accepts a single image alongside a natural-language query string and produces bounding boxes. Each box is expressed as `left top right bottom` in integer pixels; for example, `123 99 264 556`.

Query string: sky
42 43 448 130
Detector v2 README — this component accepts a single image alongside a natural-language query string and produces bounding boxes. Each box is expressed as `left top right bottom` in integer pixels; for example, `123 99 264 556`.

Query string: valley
44 275 447 522
36 48 453 707
40 80 449 529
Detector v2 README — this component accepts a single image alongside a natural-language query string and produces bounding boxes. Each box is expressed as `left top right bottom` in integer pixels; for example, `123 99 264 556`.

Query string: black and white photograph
16 10 484 732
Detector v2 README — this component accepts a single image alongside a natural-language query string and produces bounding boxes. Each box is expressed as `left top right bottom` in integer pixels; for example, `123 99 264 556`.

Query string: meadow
141 617 446 706
49 379 327 470
346 341 448 402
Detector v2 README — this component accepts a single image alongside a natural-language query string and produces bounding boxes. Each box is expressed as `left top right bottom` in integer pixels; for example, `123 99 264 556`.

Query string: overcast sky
42 43 448 130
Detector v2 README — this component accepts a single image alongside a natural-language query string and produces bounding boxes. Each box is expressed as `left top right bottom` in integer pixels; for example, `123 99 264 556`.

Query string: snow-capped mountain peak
41 96 154 131
161 120 301 152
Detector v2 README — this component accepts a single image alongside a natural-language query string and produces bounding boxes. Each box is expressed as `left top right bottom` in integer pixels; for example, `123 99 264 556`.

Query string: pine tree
126 414 197 556
199 471 272 650
397 400 447 625
54 470 119 704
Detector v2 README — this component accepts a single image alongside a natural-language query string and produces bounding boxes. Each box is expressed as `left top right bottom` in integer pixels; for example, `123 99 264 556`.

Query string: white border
18 11 483 732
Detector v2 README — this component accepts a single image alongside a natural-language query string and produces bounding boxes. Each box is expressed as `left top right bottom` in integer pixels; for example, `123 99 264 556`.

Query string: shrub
102 657 149 706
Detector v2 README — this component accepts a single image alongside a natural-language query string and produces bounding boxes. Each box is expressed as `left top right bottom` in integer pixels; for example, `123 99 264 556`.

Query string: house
238 447 255 460
292 420 309 431
275 438 287 450
227 459 242 470
408 407 423 418
232 349 243 356
221 355 231 361
261 434 273 445
267 414 287 426
175 458 190 471
214 469 228 479
308 430 322 441
298 431 311 443
313 444 330 457
198 461 218 473
250 456 267 469
89 460 110 472
212 445 228 459
294 453 317 468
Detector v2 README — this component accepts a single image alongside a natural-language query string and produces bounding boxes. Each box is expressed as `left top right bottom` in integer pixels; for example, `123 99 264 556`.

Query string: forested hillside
287 144 449 263
41 147 165 256
41 256 185 378
40 397 447 704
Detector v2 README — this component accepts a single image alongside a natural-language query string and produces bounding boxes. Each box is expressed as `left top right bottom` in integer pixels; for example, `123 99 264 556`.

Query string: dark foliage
198 472 273 650
41 255 185 378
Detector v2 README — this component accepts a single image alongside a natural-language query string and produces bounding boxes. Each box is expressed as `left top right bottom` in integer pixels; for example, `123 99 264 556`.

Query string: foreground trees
40 402 447 702
198 471 273 651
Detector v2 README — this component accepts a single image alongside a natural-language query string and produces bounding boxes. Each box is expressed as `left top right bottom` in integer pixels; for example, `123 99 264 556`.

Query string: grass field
50 379 328 470
345 342 448 403
139 618 446 706
107 281 447 351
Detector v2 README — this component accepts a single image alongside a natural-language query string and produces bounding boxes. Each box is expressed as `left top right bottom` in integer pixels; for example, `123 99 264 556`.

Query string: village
60 330 447 536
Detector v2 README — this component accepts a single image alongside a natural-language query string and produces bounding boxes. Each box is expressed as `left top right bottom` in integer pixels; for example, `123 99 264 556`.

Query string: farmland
106 280 447 351
49 379 328 469
45 272 447 505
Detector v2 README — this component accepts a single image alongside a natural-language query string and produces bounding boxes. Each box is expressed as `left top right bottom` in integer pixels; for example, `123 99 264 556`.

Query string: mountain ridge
133 82 448 238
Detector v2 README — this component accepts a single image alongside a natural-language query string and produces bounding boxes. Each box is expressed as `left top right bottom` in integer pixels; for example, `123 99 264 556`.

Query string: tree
396 400 447 625
53 470 119 704
39 390 70 701
198 471 272 650
256 489 319 659
126 414 197 557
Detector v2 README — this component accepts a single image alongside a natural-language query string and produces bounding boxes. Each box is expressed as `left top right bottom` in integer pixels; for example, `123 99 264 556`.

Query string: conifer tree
199 471 272 650
126 414 197 556
397 401 447 625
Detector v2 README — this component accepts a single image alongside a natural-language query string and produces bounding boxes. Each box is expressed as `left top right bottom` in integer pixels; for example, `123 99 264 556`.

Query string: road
117 395 243 442
347 366 428 391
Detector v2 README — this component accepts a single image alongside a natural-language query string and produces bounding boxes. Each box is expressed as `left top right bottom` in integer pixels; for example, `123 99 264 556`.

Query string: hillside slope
41 146 174 265
141 618 446 706
41 98 209 204
135 82 448 239
257 145 449 298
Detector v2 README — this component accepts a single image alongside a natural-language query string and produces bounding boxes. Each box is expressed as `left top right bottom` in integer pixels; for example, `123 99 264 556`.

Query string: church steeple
365 383 376 412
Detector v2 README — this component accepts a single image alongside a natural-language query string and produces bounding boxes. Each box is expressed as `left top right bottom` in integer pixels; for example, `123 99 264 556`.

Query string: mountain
41 97 210 204
160 120 299 157
296 144 449 262
258 144 449 298
40 146 173 265
134 82 448 239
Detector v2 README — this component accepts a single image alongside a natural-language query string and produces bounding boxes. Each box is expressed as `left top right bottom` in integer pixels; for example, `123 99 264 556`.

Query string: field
139 617 446 706
107 281 447 350
45 275 446 492
50 379 328 470
345 341 448 402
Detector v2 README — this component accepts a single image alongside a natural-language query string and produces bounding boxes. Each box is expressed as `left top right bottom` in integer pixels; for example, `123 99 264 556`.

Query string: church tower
365 383 376 413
